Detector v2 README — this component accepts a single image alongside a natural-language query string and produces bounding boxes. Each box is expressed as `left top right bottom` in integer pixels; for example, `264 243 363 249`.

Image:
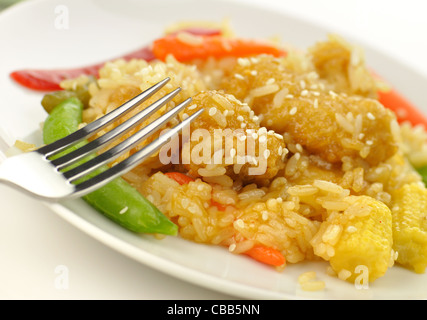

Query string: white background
1 0 427 299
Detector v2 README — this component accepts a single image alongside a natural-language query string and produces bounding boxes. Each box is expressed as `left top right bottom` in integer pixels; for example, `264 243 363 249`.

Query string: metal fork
0 78 202 200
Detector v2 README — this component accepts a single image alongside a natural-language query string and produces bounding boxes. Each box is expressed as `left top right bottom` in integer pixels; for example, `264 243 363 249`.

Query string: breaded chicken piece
179 91 287 185
309 34 379 99
220 55 399 166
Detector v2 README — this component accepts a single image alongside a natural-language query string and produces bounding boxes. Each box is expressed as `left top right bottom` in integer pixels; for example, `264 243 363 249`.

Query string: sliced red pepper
10 28 221 92
10 65 101 91
10 46 155 92
152 34 286 62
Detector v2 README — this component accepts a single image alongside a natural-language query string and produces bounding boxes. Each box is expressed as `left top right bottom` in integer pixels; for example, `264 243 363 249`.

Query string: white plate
1 0 427 300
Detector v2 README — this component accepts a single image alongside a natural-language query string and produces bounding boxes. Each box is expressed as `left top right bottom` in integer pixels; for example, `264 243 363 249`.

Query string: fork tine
72 108 203 197
63 97 193 183
38 77 171 158
51 87 182 170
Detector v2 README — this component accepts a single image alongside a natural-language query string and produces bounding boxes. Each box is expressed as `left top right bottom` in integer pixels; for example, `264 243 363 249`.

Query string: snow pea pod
43 97 178 235
417 165 427 188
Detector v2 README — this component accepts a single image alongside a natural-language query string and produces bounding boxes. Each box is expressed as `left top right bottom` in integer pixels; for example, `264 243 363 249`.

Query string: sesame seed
289 107 297 115
252 132 258 140
119 207 128 214
238 134 247 141
251 70 258 76
229 243 236 252
240 122 247 128
237 58 250 67
312 91 320 96
278 146 283 156
300 80 306 89
266 78 276 85
301 89 309 96
262 211 269 221
358 133 365 139
264 149 270 159
313 98 319 109
250 57 259 64
286 94 294 99
188 104 197 110
281 151 287 162
237 115 244 122
223 110 229 117
253 115 259 122
234 73 245 80
367 112 376 120
346 226 357 233
296 143 303 152
329 90 338 97
366 140 373 145
235 219 245 228
273 133 283 139
181 113 189 120
209 107 217 116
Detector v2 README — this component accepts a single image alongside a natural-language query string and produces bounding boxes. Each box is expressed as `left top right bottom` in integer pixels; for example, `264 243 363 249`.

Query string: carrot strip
210 200 228 211
245 245 286 267
152 34 286 62
165 172 195 185
378 88 427 128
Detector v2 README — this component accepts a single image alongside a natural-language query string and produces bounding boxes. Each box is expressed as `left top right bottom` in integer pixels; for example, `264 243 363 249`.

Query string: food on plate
42 97 178 235
11 21 427 287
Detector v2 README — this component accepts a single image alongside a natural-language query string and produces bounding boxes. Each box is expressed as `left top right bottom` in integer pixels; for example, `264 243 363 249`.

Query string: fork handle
0 152 74 200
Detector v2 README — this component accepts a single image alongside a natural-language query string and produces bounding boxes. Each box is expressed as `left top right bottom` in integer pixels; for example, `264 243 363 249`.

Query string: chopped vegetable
41 76 96 113
392 183 427 274
43 97 178 235
152 34 286 62
165 172 195 185
417 165 427 187
10 46 155 91
10 65 101 92
244 245 286 267
310 196 393 283
378 88 427 127
211 200 228 211
9 28 219 92
42 97 85 152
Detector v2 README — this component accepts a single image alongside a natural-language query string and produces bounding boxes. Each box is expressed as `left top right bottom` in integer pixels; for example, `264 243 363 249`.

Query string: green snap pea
43 97 178 236
417 165 427 188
